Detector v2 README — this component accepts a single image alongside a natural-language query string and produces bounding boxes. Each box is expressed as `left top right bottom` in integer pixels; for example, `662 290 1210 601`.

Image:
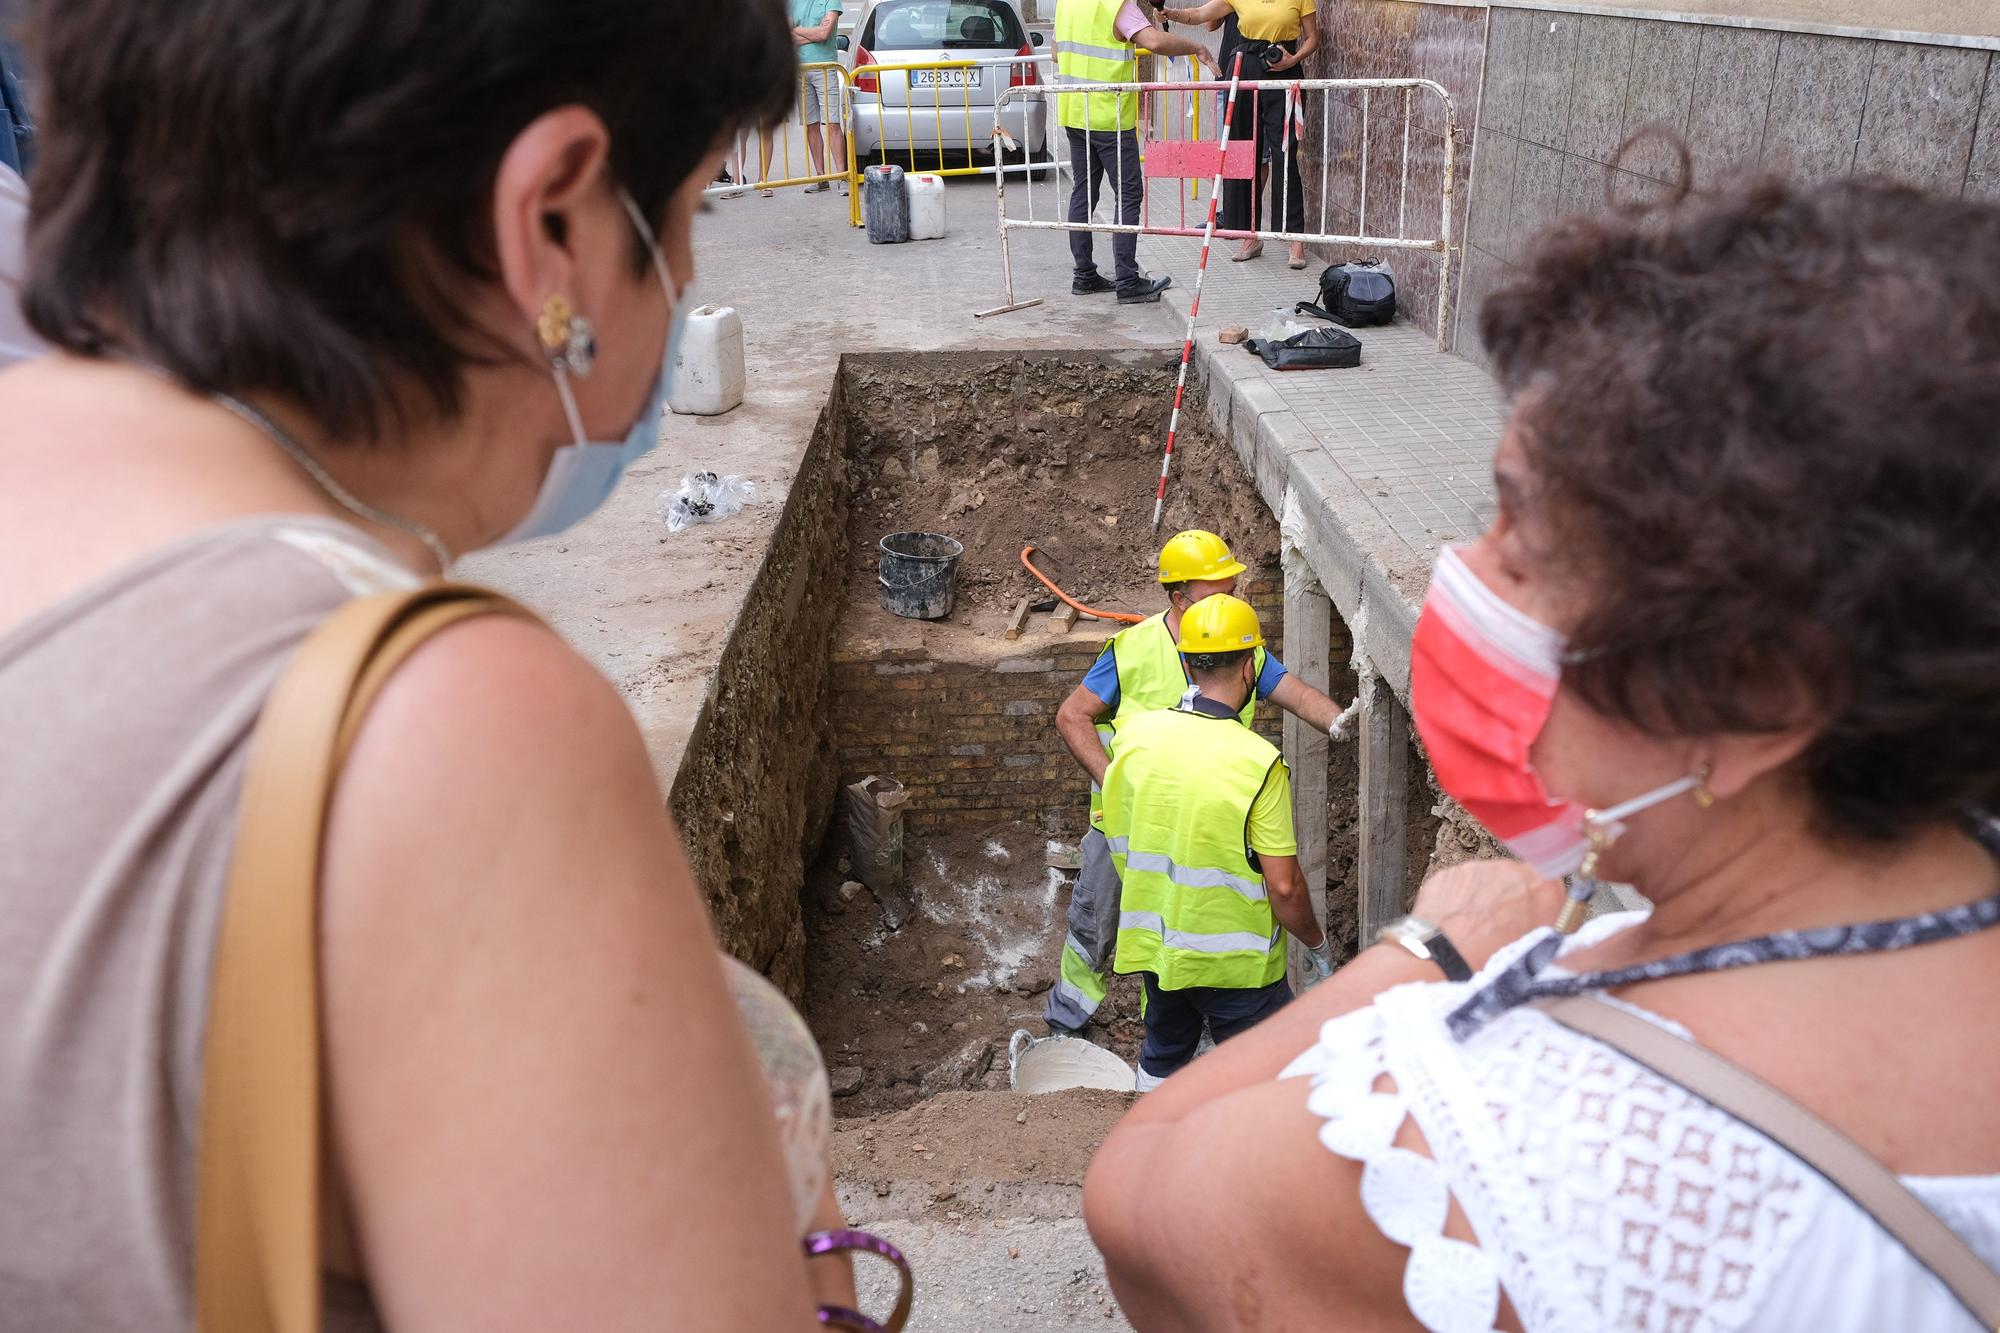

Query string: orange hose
1020 546 1145 625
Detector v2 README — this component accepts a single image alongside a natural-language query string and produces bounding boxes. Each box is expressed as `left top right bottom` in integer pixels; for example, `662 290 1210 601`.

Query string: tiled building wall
1456 8 2000 365
1295 1 1488 345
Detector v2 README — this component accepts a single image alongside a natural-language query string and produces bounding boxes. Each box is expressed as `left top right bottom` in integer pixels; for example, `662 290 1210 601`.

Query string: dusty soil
804 818 1146 1117
832 1088 1133 1196
841 352 1280 619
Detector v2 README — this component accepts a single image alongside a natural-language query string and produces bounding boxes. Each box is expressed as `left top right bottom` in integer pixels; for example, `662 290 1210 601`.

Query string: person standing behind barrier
1164 0 1316 267
1056 0 1215 304
789 0 847 195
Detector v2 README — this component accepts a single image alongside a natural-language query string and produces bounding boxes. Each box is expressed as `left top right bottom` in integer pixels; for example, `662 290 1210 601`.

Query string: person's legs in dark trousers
1260 86 1306 235
1220 84 1260 236
1103 127 1142 289
1137 973 1207 1083
1066 126 1108 282
1201 977 1293 1044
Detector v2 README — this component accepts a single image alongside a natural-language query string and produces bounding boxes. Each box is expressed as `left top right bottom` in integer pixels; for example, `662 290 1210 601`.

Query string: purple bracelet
806 1229 913 1333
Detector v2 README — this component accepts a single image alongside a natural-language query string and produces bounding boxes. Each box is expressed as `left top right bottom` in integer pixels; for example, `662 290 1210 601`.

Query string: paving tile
1506 139 1568 266
1621 19 1700 183
1566 16 1639 166
1969 71 2000 201
1855 43 1989 194
1759 33 1871 182
1687 25 1781 182
1481 6 1536 137
1519 11 1583 152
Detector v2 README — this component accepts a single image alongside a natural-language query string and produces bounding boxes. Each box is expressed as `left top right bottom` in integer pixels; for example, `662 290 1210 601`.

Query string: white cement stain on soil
805 819 1144 1117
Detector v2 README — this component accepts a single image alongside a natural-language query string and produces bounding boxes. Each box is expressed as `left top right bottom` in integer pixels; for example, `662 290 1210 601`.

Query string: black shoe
1072 273 1115 295
1116 275 1173 304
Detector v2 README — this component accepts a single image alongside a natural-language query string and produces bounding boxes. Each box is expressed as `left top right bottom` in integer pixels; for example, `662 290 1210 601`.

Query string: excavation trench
668 350 1447 1124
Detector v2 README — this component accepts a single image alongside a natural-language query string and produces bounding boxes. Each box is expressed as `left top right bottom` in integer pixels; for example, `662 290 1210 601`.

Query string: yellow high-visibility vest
1055 0 1140 133
1087 613 1267 821
1101 705 1289 991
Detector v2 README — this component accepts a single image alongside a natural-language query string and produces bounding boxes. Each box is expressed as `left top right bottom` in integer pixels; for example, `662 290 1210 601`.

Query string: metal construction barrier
976 77 1459 346
706 62 861 223
847 54 1060 190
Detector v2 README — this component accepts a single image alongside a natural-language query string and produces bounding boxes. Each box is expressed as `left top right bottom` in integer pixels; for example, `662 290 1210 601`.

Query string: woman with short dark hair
1084 174 2000 1330
0 2 853 1328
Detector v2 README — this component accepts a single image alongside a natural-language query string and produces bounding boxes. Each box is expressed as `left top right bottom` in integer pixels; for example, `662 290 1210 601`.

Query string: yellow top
1227 0 1316 42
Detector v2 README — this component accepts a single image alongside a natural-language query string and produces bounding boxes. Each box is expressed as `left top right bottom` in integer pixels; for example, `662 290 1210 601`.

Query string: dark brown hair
20 0 794 440
1481 175 2000 842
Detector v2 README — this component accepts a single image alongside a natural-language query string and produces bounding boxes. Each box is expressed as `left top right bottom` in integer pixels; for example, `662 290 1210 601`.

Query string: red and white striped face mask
1410 546 1591 878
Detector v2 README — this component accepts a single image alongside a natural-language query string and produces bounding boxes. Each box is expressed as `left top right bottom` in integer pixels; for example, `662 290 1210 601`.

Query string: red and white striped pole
1153 52 1248 533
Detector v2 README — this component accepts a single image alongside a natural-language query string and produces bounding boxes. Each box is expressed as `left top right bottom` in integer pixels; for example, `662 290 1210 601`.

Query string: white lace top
1280 913 2000 1333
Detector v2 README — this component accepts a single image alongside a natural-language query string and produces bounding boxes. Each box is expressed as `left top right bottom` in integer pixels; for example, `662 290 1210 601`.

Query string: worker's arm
809 8 841 42
1160 1 1232 24
1133 24 1220 74
1260 853 1322 949
1265 670 1344 734
1056 681 1115 786
1270 10 1319 70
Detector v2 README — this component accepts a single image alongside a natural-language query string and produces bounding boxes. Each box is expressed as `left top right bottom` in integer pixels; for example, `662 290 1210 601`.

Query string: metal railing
977 76 1459 346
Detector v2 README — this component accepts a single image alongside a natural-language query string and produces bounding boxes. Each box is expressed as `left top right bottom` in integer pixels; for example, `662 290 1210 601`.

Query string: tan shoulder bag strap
194 584 535 1333
1544 994 2000 1330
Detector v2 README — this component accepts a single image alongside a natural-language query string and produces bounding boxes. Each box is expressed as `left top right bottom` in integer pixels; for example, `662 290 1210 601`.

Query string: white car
845 0 1051 171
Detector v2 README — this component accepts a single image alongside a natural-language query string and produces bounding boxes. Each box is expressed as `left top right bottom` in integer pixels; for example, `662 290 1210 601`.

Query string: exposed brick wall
831 574 1286 839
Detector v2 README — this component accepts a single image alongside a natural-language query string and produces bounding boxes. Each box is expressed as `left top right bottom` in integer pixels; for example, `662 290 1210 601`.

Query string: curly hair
1479 174 2000 843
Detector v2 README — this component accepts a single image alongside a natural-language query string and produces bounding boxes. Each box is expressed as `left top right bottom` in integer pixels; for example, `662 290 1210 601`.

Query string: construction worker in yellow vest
1099 594 1334 1090
1045 529 1350 1034
1054 0 1215 302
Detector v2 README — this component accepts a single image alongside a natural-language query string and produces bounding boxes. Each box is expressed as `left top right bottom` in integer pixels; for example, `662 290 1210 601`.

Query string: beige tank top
0 517 419 1331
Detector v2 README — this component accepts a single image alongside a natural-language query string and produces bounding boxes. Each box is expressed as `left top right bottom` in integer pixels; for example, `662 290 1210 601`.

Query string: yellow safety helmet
1156 529 1246 585
1176 594 1265 654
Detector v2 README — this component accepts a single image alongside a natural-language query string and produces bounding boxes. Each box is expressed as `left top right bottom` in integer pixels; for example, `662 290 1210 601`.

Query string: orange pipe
1020 546 1145 625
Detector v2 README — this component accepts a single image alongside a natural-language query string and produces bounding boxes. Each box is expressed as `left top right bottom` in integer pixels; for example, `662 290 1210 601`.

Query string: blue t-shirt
1081 642 1287 714
791 0 843 65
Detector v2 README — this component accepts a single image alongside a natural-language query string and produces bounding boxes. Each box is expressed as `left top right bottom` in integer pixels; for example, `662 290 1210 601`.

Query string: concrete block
1253 411 1320 514
1002 700 1046 716
1481 6 1536 138
1519 11 1581 152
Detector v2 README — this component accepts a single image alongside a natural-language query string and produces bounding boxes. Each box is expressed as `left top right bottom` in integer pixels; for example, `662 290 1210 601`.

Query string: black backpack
1298 260 1396 328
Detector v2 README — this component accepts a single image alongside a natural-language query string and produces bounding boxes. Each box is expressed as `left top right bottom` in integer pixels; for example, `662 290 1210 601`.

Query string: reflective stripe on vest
1102 708 1289 991
1054 0 1138 132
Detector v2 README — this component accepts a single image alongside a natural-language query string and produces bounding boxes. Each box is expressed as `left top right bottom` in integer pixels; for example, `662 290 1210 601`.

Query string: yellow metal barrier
709 61 859 213
843 55 1056 225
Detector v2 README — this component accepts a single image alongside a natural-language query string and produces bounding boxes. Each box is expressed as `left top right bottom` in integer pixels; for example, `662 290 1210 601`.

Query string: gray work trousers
1044 826 1121 1032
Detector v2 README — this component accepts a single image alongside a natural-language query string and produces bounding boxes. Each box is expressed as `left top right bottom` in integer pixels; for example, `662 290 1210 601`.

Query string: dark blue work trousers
1065 125 1142 287
1138 971 1292 1079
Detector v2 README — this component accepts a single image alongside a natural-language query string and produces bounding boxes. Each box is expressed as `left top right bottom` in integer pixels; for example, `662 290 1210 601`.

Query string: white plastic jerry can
905 173 947 241
668 304 746 416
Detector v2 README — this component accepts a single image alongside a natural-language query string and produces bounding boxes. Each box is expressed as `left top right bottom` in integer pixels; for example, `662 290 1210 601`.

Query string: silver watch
1377 915 1473 982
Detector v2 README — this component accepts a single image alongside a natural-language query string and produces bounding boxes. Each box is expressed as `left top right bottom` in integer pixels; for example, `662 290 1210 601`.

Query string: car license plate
912 68 975 89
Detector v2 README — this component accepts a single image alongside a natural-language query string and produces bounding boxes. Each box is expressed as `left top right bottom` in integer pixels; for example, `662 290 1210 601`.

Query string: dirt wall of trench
668 382 850 1002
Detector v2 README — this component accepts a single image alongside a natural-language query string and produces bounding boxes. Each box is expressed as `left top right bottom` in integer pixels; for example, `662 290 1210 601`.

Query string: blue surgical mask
500 188 692 545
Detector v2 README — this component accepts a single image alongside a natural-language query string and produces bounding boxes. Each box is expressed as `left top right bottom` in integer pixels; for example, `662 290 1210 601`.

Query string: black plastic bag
1244 326 1362 370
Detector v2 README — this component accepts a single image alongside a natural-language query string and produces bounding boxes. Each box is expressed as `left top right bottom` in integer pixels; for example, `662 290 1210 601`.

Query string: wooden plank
1004 596 1033 641
1282 581 1333 991
1358 671 1410 950
1053 603 1080 635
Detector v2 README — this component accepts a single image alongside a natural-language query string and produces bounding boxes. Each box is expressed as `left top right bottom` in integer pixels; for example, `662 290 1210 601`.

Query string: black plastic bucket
863 164 910 244
878 531 963 620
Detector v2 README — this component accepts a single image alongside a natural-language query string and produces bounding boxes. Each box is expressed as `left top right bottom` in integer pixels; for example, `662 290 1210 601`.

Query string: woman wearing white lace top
1084 173 2000 1331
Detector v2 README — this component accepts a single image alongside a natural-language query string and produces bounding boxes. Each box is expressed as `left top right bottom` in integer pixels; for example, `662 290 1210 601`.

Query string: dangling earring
1693 761 1716 809
537 294 597 378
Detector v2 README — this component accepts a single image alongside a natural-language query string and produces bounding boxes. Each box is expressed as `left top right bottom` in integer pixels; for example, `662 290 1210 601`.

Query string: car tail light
1009 43 1040 86
854 46 878 93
